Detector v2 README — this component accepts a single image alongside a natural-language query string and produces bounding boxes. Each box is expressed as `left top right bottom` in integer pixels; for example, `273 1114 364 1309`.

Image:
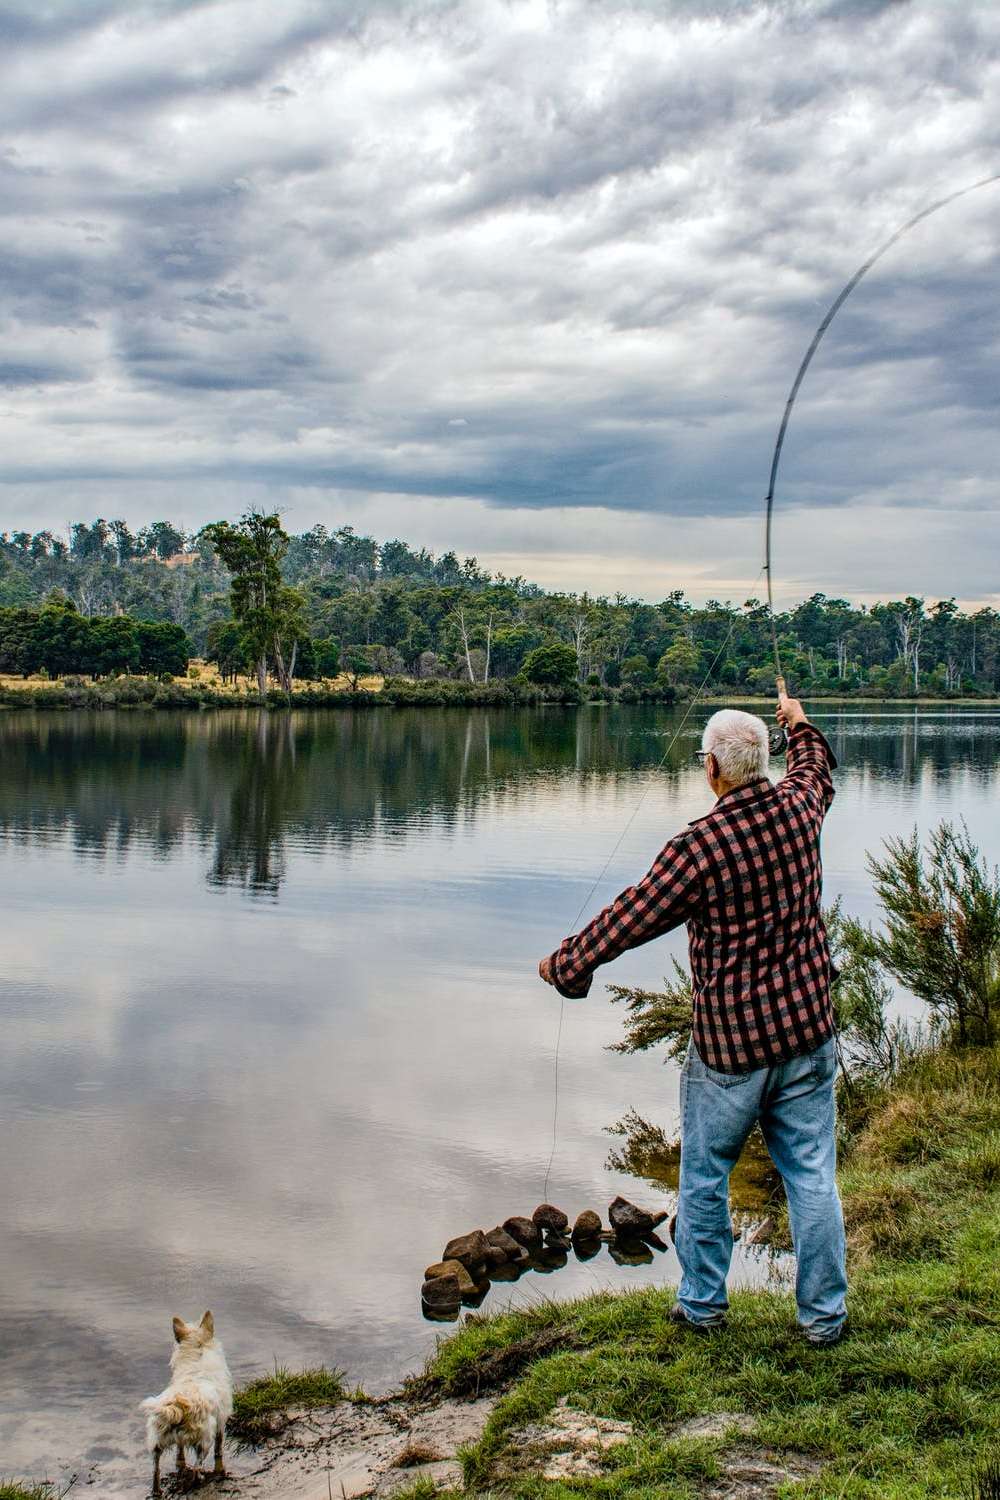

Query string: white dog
140 1311 233 1496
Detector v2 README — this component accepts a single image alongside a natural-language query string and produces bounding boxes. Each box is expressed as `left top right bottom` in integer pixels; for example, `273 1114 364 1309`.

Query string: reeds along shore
3 673 998 712
0 675 647 710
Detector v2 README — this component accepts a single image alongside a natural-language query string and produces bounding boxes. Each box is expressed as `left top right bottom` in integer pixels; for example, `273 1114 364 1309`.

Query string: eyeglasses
695 750 711 763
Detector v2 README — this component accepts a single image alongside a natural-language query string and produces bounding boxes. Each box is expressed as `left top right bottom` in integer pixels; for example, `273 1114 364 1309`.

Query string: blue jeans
676 1036 847 1340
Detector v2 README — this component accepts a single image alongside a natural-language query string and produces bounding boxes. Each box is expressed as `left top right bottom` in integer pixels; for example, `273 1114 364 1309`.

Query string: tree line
0 597 190 679
2 513 999 697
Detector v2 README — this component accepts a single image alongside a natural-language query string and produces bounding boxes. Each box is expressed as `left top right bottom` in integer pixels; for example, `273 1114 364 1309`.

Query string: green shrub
522 643 577 687
844 822 1000 1048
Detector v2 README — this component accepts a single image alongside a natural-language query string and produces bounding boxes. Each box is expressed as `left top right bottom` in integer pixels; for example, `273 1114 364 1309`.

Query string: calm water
3 702 1000 1482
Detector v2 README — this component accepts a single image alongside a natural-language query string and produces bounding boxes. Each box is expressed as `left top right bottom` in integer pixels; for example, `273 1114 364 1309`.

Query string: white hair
701 709 770 786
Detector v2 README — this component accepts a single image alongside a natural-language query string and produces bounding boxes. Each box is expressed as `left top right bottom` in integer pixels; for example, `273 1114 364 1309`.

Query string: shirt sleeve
782 722 837 812
548 834 702 999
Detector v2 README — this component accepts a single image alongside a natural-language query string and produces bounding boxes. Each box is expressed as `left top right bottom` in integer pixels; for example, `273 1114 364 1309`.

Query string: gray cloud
1 0 999 599
0 358 86 385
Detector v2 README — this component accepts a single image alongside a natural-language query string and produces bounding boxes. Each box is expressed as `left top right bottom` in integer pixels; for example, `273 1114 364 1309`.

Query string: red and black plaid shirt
549 722 838 1073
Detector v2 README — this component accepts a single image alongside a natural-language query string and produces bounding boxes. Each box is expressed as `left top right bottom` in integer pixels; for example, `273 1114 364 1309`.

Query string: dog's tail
141 1393 187 1428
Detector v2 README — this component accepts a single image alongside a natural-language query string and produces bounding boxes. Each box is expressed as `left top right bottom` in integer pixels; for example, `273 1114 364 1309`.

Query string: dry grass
391 1442 446 1468
0 661 385 696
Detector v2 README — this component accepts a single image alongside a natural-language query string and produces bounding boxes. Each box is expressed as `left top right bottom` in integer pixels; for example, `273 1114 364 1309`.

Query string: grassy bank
391 1043 1000 1498
229 1365 350 1444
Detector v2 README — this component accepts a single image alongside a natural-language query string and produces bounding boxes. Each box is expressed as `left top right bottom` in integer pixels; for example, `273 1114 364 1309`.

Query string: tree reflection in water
208 712 304 895
606 1108 781 1224
1 703 999 900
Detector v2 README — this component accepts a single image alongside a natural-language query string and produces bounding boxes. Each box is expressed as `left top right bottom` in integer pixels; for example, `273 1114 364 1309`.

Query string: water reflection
208 714 303 894
4 707 707 891
3 704 999 896
606 1109 780 1220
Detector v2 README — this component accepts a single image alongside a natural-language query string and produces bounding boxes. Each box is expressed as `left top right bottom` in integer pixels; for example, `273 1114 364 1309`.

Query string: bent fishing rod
762 171 1000 750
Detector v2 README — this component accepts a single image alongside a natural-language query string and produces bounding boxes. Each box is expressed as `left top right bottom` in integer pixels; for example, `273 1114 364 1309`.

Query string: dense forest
1 515 998 697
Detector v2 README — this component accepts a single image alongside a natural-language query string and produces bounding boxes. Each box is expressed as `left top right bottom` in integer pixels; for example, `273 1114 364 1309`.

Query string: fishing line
542 563 766 1200
763 172 1000 685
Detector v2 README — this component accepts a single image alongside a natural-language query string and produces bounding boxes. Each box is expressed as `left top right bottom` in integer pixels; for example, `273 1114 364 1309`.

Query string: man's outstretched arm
539 834 701 999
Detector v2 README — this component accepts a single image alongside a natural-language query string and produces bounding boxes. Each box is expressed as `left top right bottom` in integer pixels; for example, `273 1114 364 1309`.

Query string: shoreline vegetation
2 664 999 713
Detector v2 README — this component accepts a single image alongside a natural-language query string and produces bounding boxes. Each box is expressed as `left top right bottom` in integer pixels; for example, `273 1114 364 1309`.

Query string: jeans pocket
809 1037 838 1084
697 1054 751 1090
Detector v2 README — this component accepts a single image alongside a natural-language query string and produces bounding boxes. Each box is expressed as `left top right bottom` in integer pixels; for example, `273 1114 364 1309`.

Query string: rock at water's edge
609 1195 655 1235
503 1215 543 1250
532 1203 570 1234
572 1210 602 1240
744 1215 777 1247
424 1259 476 1294
421 1275 462 1312
442 1230 490 1272
485 1225 522 1259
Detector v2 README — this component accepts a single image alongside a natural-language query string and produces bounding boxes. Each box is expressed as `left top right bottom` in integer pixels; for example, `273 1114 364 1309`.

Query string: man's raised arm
539 834 701 999
778 691 837 811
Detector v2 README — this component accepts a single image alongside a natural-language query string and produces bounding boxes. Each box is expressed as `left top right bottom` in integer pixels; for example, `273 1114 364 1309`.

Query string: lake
3 702 1000 1482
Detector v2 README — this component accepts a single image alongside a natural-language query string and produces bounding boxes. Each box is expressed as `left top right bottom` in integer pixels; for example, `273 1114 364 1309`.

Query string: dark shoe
802 1319 848 1347
669 1301 727 1332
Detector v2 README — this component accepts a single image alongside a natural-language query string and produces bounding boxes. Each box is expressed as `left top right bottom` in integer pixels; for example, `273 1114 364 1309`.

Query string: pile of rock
421 1198 670 1320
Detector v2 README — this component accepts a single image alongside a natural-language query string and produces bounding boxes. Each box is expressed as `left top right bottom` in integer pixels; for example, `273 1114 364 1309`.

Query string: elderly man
539 693 847 1345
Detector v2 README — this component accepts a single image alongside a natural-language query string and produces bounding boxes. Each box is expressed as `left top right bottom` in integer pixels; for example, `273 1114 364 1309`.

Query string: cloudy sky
1 0 999 604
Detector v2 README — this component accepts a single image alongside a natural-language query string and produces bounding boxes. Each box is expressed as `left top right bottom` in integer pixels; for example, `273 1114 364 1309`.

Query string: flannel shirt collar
688 775 774 826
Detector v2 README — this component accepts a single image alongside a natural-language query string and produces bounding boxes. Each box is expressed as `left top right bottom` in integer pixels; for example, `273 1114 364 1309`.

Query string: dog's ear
172 1316 186 1343
199 1310 214 1337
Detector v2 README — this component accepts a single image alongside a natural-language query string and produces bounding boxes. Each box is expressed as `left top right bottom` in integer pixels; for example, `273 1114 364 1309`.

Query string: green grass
394 1043 1000 1498
0 1484 58 1500
229 1364 348 1445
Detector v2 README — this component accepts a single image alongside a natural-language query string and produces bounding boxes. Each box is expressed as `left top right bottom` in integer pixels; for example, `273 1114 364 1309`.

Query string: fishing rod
763 171 1000 753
